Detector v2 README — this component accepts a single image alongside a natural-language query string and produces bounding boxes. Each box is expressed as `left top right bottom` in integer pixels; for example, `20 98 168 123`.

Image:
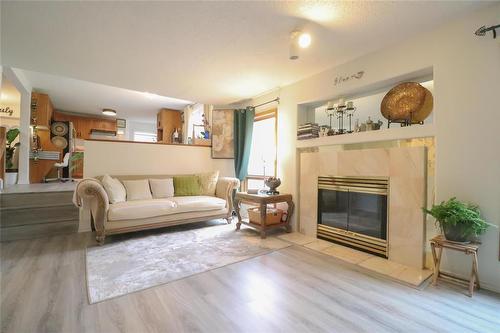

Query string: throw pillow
197 171 219 196
101 174 126 204
149 178 174 199
122 179 153 201
173 175 202 196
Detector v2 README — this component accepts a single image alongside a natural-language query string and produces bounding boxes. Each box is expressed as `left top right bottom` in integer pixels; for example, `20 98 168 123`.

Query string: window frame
243 108 278 191
133 131 157 143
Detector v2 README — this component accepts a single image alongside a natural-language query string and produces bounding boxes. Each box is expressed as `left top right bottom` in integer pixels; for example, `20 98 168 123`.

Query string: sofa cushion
171 196 226 214
123 179 153 201
102 174 126 204
173 175 202 196
149 178 174 199
108 199 177 221
197 171 219 196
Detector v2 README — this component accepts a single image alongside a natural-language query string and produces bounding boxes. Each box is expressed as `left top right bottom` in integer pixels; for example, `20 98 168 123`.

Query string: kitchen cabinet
31 92 54 129
157 109 182 143
53 111 116 139
91 118 116 132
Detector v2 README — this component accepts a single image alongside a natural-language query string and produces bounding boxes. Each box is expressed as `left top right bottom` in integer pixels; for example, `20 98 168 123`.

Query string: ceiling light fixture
298 33 312 48
289 30 312 60
102 108 117 116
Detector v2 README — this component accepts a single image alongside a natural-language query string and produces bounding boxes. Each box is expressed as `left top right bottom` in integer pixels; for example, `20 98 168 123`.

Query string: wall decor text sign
334 71 365 86
0 107 16 117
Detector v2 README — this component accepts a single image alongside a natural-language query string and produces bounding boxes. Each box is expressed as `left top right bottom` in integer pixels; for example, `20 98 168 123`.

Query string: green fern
423 197 492 237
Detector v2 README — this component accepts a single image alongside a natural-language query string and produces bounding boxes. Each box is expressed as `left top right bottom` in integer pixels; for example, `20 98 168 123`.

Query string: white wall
0 77 21 170
84 140 234 178
250 4 500 292
0 78 21 130
2 67 33 184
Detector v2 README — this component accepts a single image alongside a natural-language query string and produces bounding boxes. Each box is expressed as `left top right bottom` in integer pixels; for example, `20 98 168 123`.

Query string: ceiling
20 69 191 123
1 1 491 107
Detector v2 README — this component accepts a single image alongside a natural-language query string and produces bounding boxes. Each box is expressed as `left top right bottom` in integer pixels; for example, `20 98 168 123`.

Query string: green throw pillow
173 175 202 196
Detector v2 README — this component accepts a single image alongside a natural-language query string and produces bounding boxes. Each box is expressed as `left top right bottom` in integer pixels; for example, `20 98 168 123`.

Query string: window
133 131 157 142
187 104 204 140
246 109 277 191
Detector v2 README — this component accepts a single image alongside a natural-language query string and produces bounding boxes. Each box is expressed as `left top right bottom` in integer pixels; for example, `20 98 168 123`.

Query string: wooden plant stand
234 192 294 239
430 235 480 297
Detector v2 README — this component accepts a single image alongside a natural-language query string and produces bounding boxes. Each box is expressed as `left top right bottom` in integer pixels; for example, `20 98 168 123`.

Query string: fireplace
317 176 388 257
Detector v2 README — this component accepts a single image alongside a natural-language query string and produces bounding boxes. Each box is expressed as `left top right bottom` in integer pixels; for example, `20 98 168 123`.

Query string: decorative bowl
264 177 281 195
381 82 433 123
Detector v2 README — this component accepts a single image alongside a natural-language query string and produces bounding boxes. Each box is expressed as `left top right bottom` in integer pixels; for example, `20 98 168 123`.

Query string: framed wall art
211 109 234 159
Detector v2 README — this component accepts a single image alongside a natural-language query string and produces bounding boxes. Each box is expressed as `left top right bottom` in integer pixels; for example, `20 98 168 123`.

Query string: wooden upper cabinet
91 118 117 132
157 109 182 143
78 119 92 139
31 92 54 129
53 111 117 139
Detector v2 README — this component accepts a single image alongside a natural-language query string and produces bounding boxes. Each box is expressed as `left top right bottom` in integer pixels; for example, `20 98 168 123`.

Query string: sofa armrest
73 178 109 243
215 177 240 211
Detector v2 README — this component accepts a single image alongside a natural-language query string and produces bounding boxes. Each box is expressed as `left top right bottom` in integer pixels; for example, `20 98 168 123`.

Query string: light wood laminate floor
2 231 500 333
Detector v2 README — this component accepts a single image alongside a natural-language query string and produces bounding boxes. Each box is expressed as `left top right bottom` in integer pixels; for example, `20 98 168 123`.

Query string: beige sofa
73 174 240 244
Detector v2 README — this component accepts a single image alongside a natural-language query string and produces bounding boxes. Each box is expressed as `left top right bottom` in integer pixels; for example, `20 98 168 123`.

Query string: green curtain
234 107 255 181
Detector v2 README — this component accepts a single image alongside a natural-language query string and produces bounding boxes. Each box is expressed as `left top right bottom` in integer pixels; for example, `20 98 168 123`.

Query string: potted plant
69 151 84 173
423 197 493 243
4 128 20 186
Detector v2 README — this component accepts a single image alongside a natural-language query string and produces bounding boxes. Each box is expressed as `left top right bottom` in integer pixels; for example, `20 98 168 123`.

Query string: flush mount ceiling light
289 30 312 60
298 33 312 48
102 108 117 116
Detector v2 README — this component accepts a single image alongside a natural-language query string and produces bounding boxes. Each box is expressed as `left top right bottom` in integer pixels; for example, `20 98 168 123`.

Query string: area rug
85 223 290 303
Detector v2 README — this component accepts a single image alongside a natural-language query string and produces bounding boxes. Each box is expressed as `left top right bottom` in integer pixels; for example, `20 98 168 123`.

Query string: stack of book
297 123 320 140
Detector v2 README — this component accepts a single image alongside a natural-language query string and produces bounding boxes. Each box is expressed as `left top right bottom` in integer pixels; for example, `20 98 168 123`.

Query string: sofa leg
96 233 105 245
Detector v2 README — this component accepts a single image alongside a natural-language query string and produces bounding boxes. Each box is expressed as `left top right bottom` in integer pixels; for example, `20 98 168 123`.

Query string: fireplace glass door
318 189 387 240
318 189 349 231
348 191 387 239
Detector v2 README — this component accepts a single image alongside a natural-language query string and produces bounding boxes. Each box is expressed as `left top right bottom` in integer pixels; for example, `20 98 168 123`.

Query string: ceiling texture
19 69 192 123
1 1 490 111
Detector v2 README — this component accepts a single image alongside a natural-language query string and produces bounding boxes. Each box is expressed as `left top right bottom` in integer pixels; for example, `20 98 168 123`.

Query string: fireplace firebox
317 176 388 257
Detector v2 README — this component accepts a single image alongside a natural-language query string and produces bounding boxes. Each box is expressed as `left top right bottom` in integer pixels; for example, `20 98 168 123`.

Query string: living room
1 1 499 332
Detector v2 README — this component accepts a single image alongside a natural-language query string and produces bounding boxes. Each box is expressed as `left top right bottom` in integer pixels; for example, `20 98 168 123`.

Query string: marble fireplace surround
299 146 427 269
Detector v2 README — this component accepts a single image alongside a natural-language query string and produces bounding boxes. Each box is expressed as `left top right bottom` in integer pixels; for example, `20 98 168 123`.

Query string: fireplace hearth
317 176 388 257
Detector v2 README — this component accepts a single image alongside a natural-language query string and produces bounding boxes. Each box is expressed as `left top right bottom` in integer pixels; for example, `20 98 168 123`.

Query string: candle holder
335 106 346 134
324 99 356 135
346 105 356 133
325 105 336 133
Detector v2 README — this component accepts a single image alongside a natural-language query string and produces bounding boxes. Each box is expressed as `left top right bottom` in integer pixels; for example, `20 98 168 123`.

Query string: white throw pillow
122 179 153 201
149 178 174 199
101 174 126 204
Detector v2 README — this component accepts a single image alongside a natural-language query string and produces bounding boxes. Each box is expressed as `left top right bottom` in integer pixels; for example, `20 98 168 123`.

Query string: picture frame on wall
117 118 127 128
211 109 234 159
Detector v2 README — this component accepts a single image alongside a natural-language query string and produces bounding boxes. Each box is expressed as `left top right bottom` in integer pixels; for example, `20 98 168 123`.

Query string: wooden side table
430 235 480 296
234 192 294 239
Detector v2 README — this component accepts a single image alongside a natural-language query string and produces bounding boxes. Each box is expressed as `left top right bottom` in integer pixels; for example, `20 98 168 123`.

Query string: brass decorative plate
380 82 433 122
51 136 68 149
51 122 69 136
